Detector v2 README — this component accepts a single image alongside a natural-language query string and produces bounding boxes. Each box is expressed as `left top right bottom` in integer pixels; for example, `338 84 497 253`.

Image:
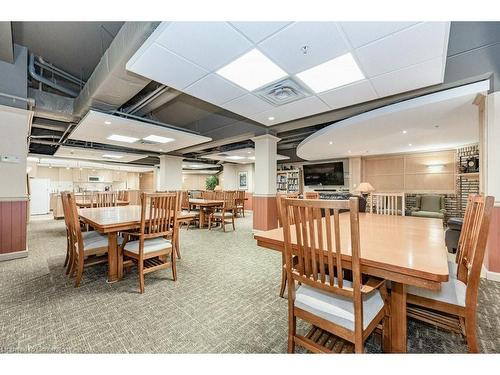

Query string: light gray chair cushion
212 211 233 217
82 231 105 241
294 279 384 331
124 237 172 255
83 235 123 251
407 278 466 307
448 261 458 279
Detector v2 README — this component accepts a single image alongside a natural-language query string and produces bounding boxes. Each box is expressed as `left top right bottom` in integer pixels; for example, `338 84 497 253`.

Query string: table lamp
355 182 375 197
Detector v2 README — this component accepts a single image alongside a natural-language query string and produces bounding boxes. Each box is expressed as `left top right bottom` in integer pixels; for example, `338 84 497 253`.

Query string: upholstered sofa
410 194 446 220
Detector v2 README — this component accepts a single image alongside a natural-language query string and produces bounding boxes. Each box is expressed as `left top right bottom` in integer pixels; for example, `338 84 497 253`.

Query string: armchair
410 194 446 220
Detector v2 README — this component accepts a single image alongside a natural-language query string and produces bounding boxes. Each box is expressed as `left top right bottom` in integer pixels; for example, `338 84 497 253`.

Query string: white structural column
251 134 280 231
222 163 237 190
158 155 183 191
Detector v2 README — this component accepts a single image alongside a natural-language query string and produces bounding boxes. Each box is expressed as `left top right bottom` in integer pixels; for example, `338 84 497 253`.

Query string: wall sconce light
427 164 444 172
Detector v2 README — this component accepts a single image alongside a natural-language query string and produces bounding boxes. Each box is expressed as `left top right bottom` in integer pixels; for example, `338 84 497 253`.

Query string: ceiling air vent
138 140 159 145
255 78 310 106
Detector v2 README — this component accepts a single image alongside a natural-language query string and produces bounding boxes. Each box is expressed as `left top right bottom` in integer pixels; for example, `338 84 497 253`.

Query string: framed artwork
238 171 248 190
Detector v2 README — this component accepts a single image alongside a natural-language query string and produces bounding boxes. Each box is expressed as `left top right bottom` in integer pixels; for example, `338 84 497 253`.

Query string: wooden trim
0 200 28 255
0 249 28 261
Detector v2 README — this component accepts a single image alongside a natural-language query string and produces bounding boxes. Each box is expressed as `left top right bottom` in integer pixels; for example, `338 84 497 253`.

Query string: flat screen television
303 162 344 186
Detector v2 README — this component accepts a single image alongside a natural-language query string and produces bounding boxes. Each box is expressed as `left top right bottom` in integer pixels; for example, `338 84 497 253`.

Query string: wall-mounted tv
303 162 344 186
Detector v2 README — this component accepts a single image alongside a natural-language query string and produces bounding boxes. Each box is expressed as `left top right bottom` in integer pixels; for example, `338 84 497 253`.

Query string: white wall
0 105 32 198
221 163 254 192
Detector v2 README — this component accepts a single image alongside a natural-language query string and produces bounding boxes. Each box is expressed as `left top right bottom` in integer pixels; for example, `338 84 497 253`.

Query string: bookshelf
277 170 301 193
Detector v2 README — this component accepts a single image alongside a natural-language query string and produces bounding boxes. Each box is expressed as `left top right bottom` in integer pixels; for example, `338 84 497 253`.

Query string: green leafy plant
206 175 219 191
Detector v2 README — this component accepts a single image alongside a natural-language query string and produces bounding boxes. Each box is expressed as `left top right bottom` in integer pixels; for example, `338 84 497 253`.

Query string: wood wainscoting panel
253 195 278 231
0 200 28 255
245 192 253 211
486 206 500 273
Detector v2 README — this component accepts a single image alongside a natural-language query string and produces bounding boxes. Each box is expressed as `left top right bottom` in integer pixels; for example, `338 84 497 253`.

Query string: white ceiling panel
54 146 147 164
355 22 448 77
258 22 349 74
183 74 247 105
297 81 489 161
220 94 275 117
230 22 291 43
340 22 418 48
128 43 208 90
69 111 212 153
370 57 444 98
127 22 450 126
155 22 253 71
249 96 331 125
319 80 378 110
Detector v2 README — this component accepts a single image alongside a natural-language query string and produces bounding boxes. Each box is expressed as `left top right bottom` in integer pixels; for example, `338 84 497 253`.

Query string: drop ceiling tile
339 22 418 48
258 22 350 74
221 94 275 117
370 57 444 98
249 96 331 125
128 43 208 90
155 22 253 71
355 22 448 77
230 22 292 43
319 80 378 110
183 74 247 105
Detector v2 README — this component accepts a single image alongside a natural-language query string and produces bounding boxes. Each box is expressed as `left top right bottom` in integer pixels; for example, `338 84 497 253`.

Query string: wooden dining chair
276 192 300 297
406 195 494 353
92 192 117 208
282 197 390 353
178 190 199 230
120 192 178 294
65 192 111 287
235 190 246 217
208 191 236 232
448 194 476 278
304 191 320 199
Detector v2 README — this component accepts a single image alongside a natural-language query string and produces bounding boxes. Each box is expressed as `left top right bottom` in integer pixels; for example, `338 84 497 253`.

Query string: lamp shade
214 185 222 191
355 182 375 193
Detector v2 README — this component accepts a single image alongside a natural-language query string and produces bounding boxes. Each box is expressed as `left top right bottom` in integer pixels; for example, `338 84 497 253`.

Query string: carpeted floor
0 213 499 353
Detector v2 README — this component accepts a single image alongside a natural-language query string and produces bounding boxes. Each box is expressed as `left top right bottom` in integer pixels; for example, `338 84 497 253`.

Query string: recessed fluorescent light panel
143 135 175 144
296 53 364 93
216 49 287 91
102 154 123 159
107 134 139 143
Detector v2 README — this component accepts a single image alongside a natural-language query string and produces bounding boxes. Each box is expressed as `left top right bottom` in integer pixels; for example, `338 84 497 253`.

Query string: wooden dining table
188 198 224 228
254 212 449 353
78 205 188 283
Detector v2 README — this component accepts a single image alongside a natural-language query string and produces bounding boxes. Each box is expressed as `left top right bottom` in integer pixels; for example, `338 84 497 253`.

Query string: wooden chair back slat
92 192 118 208
276 192 300 228
370 192 405 216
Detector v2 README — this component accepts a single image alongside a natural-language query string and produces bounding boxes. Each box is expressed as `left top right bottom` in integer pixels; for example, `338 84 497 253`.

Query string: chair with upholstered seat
120 192 178 293
208 191 236 232
60 192 104 275
276 192 299 298
65 192 112 287
282 197 390 353
410 194 446 219
407 194 494 352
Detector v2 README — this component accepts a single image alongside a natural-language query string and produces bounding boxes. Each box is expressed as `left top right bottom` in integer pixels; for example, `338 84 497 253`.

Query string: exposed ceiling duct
73 22 159 119
29 88 74 122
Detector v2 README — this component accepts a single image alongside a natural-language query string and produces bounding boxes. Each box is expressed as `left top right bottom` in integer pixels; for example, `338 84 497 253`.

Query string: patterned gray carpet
0 214 499 353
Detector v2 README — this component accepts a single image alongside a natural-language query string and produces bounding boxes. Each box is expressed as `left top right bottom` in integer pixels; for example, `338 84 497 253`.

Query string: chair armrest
361 277 386 295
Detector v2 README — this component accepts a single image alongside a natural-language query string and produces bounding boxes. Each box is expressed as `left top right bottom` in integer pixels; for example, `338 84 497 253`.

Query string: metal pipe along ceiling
28 53 79 98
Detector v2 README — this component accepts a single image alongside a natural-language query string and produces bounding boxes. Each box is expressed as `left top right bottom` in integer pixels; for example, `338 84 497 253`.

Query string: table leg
107 232 119 283
390 282 407 353
199 208 205 229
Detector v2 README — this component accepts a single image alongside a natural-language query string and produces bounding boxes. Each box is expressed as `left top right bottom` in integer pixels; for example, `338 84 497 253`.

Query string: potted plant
206 175 219 191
